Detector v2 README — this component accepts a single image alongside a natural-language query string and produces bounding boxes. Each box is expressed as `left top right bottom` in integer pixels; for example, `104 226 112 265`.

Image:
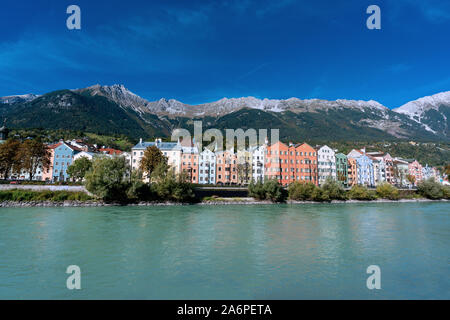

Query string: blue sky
0 0 449 108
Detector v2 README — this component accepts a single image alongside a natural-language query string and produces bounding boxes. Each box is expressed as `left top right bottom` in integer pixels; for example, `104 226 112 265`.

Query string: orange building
347 157 358 186
264 141 318 186
42 142 59 181
215 150 238 185
180 142 199 183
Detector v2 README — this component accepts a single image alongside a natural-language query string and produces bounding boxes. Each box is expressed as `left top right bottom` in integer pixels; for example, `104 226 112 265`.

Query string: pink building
41 142 60 181
408 160 423 185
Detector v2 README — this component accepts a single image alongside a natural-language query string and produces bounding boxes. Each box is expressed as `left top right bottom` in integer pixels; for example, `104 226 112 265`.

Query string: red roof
47 142 62 149
99 148 123 155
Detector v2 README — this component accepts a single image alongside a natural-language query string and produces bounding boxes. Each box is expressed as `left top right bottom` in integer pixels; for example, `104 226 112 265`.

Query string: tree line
0 139 50 181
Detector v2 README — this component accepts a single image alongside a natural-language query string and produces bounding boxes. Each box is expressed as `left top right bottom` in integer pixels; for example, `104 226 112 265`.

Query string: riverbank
1 197 448 207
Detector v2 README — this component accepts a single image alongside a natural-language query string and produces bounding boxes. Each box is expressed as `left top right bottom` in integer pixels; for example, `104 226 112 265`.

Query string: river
0 202 448 299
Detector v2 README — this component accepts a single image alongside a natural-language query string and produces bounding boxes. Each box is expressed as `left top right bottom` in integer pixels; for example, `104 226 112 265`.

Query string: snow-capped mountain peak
0 93 39 104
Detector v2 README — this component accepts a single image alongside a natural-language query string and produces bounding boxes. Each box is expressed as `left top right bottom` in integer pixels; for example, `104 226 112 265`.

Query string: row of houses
131 139 445 187
6 139 126 182
3 130 444 186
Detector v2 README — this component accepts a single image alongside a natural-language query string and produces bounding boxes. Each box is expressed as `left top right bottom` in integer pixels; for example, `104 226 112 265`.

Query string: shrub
0 190 92 202
263 179 286 202
248 181 266 200
376 183 399 200
151 171 195 203
443 186 450 200
321 178 347 200
417 178 444 199
288 182 318 201
84 157 131 202
347 185 377 200
249 179 286 202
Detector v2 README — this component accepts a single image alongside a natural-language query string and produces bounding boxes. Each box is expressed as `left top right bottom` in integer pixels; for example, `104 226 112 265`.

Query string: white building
250 145 265 183
198 148 216 184
131 138 182 174
317 145 336 185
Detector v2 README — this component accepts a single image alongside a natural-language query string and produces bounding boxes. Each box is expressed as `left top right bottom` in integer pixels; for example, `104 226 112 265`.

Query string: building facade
198 148 216 184
52 142 81 182
250 145 265 183
408 160 423 185
216 150 238 185
265 142 318 186
131 138 182 174
317 145 336 185
335 153 348 187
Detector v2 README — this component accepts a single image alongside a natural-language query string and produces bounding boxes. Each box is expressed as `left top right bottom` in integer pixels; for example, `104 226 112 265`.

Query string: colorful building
237 149 252 185
335 153 348 187
198 148 216 184
131 138 182 174
52 142 82 182
408 160 423 185
180 141 199 183
216 150 238 185
317 145 336 185
265 141 318 186
250 145 265 183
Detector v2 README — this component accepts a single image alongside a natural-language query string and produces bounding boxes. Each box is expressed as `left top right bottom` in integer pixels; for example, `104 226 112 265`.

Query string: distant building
250 145 265 183
198 148 216 184
180 139 199 183
317 145 336 185
237 149 252 185
265 141 318 186
216 149 238 185
131 138 182 174
408 160 423 185
52 142 82 182
347 157 358 187
393 158 409 187
347 149 374 187
99 148 123 156
335 153 348 187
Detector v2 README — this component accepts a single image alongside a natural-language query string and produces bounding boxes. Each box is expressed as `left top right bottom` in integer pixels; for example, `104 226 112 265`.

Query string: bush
321 178 347 200
443 186 450 199
249 179 286 202
0 190 92 202
84 157 131 202
417 178 445 199
376 183 399 200
151 171 195 203
248 181 266 200
288 182 319 201
347 185 377 200
263 179 287 202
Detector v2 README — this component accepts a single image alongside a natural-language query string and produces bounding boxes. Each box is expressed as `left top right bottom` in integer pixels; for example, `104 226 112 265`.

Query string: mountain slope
2 90 168 138
393 91 450 137
1 84 449 142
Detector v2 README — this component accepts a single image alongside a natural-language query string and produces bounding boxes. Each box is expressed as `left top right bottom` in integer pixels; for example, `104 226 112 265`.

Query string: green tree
248 181 266 200
84 157 131 202
347 185 377 200
376 183 399 200
152 170 195 203
0 139 21 179
288 182 318 201
67 157 92 182
406 174 416 186
321 177 346 200
14 139 51 181
249 179 286 202
139 146 167 180
417 178 444 200
150 162 170 183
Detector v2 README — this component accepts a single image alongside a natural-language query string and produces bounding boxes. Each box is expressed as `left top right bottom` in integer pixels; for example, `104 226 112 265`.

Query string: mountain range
1 84 449 142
